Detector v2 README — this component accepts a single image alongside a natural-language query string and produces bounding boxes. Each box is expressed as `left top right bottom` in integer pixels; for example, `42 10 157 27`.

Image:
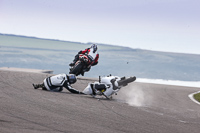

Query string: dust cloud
116 84 153 107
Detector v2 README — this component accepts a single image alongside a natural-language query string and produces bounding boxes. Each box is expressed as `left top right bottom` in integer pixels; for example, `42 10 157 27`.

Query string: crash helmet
67 74 77 84
90 44 98 53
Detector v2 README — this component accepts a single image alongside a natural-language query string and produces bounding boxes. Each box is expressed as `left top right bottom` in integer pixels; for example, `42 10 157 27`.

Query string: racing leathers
33 74 81 94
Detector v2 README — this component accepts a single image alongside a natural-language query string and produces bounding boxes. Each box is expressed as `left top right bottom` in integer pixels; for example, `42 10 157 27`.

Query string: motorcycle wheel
69 62 83 76
118 76 136 86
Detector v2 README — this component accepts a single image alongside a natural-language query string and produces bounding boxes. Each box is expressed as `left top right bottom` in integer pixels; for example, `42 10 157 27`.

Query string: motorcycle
82 75 136 99
69 54 91 76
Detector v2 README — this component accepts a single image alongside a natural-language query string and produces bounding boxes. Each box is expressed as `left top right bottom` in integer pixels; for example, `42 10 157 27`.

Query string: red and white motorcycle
82 75 136 99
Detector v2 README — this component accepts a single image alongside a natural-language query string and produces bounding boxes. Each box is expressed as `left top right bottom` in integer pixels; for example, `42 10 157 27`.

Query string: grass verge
194 93 200 103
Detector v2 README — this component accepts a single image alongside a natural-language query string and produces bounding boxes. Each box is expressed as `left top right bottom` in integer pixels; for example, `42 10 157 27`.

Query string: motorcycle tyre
118 76 136 86
70 62 83 76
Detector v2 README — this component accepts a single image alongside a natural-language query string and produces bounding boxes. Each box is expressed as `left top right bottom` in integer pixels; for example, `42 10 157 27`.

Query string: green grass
194 93 200 103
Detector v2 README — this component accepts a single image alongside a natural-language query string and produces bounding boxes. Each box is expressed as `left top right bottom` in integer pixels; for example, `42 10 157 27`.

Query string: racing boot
33 83 45 89
32 84 40 89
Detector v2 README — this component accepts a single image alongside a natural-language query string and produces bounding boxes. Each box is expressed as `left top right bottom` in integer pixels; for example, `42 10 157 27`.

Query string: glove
79 92 85 94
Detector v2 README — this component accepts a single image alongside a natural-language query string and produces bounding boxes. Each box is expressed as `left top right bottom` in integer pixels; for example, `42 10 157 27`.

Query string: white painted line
188 91 200 105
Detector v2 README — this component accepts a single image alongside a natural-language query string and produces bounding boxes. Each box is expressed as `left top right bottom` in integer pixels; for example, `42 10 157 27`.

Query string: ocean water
1 34 200 86
0 34 138 78
0 44 134 77
1 45 200 88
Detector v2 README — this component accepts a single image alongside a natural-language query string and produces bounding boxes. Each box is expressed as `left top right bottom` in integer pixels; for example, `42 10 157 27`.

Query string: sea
0 35 200 88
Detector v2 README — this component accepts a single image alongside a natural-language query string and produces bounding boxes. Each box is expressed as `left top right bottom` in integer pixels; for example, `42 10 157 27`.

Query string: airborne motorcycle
82 75 136 99
69 54 91 76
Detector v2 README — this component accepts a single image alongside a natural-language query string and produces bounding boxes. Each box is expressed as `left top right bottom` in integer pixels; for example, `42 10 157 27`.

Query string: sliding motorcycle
82 75 136 99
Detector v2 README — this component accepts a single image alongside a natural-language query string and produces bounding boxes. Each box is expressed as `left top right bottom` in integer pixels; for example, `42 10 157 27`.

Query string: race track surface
0 70 200 133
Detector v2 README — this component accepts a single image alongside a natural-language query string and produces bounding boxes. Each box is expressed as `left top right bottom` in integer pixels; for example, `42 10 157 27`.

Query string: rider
33 73 83 94
85 77 119 96
69 44 99 76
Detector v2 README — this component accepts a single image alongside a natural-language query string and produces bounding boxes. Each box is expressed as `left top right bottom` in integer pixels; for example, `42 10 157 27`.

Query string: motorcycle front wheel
118 76 136 86
69 62 83 76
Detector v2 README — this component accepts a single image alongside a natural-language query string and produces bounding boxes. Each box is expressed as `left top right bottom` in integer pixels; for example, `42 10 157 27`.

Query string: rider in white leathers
33 74 83 94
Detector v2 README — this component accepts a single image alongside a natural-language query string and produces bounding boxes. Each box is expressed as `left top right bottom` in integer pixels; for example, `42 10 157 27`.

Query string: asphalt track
0 70 200 133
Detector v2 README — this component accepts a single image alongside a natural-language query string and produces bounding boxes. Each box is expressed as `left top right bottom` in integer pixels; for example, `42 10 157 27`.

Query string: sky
0 0 200 54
